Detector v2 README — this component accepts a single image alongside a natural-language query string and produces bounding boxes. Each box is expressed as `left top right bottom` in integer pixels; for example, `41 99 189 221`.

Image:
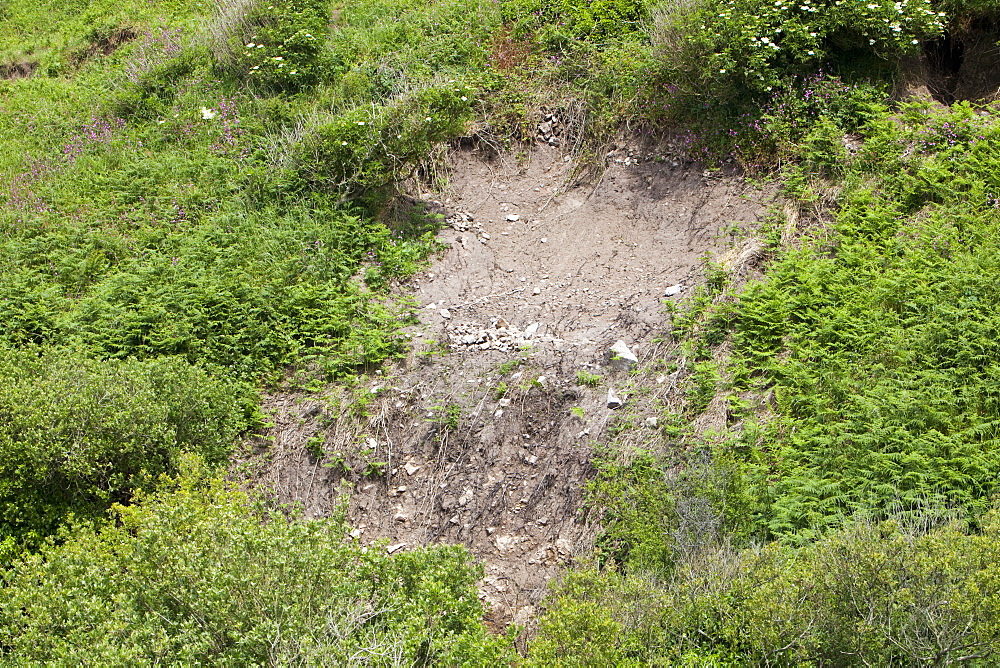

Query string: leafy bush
289 82 475 201
0 348 250 560
532 513 1000 665
208 0 331 91
0 459 515 665
655 0 945 95
502 0 650 44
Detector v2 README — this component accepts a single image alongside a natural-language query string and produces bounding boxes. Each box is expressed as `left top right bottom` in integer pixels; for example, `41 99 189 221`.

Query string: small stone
533 287 541 295
440 309 451 319
525 322 540 336
664 283 684 297
404 462 421 476
349 528 364 539
644 416 659 428
449 515 460 525
607 388 624 409
525 454 538 465
486 526 496 535
506 214 520 222
609 340 639 370
540 237 548 243
386 543 406 554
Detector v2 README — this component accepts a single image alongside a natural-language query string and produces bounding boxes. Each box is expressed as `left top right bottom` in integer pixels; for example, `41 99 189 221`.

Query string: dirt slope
242 143 773 630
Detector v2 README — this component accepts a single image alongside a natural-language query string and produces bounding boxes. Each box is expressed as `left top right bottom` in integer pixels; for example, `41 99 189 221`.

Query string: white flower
425 117 432 121
246 43 255 48
257 44 264 48
157 119 165 124
461 96 468 101
272 56 283 60
912 38 919 44
807 50 815 55
201 107 217 120
357 121 365 125
720 68 727 73
870 38 876 44
342 141 348 146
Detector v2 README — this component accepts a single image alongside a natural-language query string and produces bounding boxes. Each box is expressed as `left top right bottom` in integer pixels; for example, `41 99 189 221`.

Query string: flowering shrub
662 0 945 93
209 0 330 91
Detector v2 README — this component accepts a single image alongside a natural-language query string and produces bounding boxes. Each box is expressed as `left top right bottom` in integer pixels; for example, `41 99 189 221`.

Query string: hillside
3 0 1000 664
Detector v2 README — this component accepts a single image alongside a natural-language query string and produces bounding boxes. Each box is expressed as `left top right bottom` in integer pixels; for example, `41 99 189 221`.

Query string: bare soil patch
240 143 774 631
0 60 37 80
70 27 138 67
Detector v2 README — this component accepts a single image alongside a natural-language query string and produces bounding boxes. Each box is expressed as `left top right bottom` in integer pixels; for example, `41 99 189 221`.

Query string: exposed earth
242 140 775 631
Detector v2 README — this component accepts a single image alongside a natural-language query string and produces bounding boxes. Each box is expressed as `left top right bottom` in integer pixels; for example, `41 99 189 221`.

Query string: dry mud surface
243 144 774 630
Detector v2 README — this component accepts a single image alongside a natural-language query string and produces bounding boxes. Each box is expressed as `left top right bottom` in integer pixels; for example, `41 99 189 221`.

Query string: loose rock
609 340 639 371
607 388 625 409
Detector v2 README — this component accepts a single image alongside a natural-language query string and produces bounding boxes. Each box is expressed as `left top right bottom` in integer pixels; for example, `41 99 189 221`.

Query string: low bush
532 513 1000 664
0 348 250 561
501 0 651 44
207 0 331 91
0 458 516 664
289 82 475 201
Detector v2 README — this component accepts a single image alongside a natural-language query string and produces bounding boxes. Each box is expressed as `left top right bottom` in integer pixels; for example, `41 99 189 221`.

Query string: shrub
655 0 945 96
501 0 650 45
0 459 515 665
290 82 474 201
207 0 331 91
0 348 250 561
531 513 1000 665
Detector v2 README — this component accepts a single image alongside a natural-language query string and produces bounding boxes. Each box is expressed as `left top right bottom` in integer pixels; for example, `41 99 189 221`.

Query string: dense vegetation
3 0 1000 662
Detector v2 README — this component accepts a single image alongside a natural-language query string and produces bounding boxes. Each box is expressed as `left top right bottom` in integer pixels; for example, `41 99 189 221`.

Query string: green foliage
724 103 1000 539
209 0 331 91
0 199 417 380
532 513 1000 665
658 0 944 95
0 348 250 560
0 459 515 664
576 370 602 386
684 359 718 414
290 82 475 201
502 0 650 44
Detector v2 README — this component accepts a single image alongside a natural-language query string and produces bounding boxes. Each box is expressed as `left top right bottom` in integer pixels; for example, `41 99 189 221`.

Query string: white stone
664 283 684 296
609 340 639 370
607 388 624 409
506 214 520 222
440 309 451 319
386 543 406 554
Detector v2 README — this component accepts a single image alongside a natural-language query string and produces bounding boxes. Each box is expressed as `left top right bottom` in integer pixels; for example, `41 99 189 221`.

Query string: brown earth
240 141 774 633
